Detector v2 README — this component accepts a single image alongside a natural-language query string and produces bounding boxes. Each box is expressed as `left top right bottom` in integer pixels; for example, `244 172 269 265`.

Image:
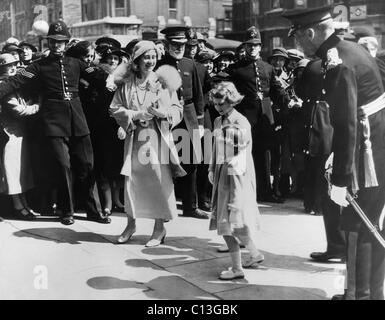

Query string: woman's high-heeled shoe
116 223 136 244
14 207 37 221
145 231 166 248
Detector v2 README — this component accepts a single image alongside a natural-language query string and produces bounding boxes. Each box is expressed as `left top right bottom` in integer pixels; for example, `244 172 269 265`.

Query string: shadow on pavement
86 275 214 300
13 228 111 244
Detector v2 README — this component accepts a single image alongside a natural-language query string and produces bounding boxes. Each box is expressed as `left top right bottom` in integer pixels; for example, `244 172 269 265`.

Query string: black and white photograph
0 0 384 306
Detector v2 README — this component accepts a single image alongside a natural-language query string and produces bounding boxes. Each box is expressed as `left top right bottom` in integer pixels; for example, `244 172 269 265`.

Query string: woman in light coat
109 41 185 247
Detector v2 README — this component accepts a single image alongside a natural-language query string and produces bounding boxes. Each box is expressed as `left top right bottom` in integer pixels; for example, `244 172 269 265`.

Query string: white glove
208 171 214 185
148 102 167 118
325 153 334 171
330 185 349 207
117 127 127 140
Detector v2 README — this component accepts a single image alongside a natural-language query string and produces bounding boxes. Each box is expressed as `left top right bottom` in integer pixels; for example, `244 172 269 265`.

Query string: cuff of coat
331 173 351 187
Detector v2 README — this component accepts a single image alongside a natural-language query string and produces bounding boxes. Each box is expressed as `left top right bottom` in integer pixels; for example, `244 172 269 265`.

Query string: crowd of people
0 2 385 299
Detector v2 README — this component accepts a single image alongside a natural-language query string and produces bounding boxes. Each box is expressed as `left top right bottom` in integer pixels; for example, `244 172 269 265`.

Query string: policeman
283 4 385 300
228 26 289 203
0 20 111 226
157 26 208 219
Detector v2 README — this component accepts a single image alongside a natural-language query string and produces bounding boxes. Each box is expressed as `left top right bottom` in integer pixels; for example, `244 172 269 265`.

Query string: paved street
0 199 349 300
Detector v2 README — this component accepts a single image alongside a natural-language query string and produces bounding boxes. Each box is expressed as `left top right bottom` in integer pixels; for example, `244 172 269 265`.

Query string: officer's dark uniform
228 27 289 202
297 59 346 260
156 26 206 218
0 21 110 225
284 5 385 300
188 48 213 211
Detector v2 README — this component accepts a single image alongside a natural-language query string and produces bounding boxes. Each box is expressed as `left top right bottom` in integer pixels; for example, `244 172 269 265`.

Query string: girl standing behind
208 81 262 280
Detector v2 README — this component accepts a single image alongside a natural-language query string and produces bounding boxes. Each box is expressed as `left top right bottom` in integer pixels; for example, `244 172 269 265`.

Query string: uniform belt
44 92 79 100
356 93 385 189
184 99 193 105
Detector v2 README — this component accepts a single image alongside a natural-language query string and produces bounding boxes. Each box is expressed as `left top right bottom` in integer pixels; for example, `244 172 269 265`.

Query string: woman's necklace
135 76 149 106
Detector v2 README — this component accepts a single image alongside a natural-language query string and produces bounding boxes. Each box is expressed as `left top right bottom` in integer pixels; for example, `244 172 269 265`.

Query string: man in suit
228 27 290 203
157 26 208 219
283 4 385 300
0 21 110 226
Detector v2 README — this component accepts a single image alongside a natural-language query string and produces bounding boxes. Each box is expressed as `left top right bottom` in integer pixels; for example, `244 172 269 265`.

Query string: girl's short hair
209 81 244 105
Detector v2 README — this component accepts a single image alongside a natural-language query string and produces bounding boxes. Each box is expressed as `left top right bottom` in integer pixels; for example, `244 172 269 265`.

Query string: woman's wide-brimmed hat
18 41 38 52
0 53 19 67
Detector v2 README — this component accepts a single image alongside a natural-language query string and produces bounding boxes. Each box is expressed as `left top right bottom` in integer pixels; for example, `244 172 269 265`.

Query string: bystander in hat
2 43 22 55
18 41 38 53
0 53 19 68
287 49 304 61
267 47 289 64
353 26 378 57
95 37 121 50
196 51 214 64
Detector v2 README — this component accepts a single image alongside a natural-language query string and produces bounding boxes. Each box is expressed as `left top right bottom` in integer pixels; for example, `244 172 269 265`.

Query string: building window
272 37 283 48
169 0 178 20
115 0 126 17
224 6 232 20
81 0 103 22
271 0 281 9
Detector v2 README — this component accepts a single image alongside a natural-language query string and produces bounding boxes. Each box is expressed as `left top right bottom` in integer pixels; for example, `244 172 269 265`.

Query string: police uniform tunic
0 55 103 137
0 54 107 217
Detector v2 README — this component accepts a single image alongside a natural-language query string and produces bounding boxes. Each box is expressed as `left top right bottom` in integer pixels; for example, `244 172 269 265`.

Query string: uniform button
65 87 69 90
322 89 326 94
306 151 310 155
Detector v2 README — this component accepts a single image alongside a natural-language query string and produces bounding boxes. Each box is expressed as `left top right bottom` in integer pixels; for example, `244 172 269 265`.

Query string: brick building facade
1 0 233 47
231 0 385 57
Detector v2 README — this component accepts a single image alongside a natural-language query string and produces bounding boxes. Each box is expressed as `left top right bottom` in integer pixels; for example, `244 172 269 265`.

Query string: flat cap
282 4 341 37
160 26 189 43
